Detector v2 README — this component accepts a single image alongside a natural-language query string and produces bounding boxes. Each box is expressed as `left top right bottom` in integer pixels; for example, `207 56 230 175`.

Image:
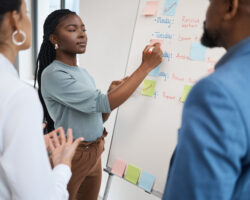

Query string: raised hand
47 127 84 168
141 43 162 73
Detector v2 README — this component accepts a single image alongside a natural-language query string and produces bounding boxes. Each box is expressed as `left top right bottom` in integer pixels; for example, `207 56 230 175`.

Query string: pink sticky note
111 158 127 177
143 1 159 16
150 39 164 47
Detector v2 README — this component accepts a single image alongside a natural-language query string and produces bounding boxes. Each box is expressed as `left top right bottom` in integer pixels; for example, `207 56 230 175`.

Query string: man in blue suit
163 0 250 199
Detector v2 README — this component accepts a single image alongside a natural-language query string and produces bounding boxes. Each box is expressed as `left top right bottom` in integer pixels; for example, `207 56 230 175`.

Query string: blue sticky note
159 72 168 81
190 42 207 61
149 65 161 76
163 0 178 16
138 171 156 193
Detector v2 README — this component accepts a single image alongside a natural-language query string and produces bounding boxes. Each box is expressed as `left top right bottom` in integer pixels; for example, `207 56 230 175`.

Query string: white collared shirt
0 53 71 200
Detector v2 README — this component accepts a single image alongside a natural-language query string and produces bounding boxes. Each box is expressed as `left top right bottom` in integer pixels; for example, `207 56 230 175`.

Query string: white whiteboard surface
107 0 225 196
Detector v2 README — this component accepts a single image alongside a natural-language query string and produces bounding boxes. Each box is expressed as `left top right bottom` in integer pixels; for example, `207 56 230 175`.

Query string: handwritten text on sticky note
141 80 157 97
163 0 178 16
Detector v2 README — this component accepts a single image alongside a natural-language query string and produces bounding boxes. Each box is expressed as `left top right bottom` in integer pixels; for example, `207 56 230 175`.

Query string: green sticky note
124 164 141 185
181 85 192 102
141 80 157 97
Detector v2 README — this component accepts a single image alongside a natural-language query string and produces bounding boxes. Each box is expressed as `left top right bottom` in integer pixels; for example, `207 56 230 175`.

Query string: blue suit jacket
163 37 250 200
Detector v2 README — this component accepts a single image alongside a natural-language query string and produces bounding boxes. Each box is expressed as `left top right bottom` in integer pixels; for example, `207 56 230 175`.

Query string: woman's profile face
0 0 32 51
53 14 88 55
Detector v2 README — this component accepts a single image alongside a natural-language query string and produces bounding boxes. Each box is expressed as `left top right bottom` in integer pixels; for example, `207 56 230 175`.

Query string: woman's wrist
138 63 152 75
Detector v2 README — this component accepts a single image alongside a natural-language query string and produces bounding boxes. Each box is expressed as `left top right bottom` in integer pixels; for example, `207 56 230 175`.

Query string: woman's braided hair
34 9 76 133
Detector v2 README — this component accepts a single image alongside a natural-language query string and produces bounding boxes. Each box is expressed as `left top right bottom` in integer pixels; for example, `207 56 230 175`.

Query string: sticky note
111 158 127 177
124 164 141 185
181 85 192 102
143 1 159 16
150 39 164 47
159 72 168 81
190 42 207 61
141 80 157 97
163 0 178 16
138 171 156 193
149 65 161 76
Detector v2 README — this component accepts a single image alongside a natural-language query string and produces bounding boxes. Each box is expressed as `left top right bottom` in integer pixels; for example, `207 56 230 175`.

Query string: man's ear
49 34 58 46
224 0 239 20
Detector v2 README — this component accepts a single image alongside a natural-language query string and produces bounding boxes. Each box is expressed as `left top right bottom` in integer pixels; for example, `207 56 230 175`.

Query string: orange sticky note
150 39 164 47
143 1 159 16
111 158 127 177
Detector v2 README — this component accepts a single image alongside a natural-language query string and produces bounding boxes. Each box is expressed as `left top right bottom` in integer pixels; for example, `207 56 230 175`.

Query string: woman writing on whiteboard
34 9 162 200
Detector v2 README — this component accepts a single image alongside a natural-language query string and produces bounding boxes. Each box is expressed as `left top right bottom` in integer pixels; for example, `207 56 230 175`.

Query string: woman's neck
0 43 17 64
56 51 77 67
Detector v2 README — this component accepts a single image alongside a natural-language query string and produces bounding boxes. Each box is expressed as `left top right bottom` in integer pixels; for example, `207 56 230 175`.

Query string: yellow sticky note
181 85 192 102
124 164 141 185
142 1 159 16
141 80 156 97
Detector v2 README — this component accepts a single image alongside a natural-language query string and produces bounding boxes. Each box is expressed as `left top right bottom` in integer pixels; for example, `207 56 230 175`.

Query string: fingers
58 129 66 145
50 130 60 148
111 80 122 86
153 42 161 48
48 137 55 152
42 123 47 129
143 45 152 54
151 43 163 61
110 76 129 87
47 127 63 138
153 43 162 54
71 137 84 150
66 128 83 148
44 134 50 150
66 128 73 144
55 127 65 136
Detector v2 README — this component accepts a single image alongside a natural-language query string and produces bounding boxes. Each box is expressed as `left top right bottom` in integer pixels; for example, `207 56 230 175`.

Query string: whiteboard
106 0 225 196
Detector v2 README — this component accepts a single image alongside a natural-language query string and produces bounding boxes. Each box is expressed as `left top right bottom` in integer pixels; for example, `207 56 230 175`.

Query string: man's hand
47 127 84 168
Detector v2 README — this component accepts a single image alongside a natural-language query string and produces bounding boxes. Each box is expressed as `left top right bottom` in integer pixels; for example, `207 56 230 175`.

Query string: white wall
18 0 34 82
37 0 51 54
79 1 161 199
19 0 51 85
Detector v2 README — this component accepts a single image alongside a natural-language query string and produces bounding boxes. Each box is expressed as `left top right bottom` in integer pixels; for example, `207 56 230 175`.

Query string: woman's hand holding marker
141 43 162 74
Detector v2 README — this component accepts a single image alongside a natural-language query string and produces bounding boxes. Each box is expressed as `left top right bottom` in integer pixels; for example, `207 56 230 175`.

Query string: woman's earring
12 30 26 46
55 44 59 50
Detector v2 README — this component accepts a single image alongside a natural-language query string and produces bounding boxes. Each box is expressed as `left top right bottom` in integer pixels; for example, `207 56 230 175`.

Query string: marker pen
147 47 154 55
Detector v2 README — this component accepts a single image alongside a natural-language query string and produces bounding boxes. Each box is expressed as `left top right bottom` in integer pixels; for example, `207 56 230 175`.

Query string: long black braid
34 9 76 133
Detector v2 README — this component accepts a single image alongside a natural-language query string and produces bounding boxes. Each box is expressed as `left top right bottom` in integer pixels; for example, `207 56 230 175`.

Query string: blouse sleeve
41 70 111 114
